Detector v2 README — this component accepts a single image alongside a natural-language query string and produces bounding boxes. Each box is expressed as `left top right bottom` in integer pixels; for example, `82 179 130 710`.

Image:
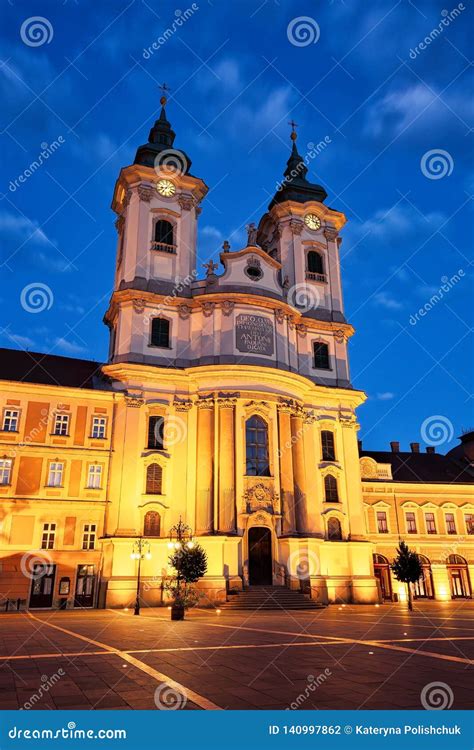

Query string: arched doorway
413 555 434 598
248 527 272 585
447 555 471 598
373 554 392 601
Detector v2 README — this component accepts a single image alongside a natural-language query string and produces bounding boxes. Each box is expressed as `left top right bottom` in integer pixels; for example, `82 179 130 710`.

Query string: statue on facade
246 223 259 247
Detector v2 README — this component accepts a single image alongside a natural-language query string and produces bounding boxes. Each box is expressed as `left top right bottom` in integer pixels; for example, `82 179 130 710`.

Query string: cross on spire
159 82 171 106
288 119 298 142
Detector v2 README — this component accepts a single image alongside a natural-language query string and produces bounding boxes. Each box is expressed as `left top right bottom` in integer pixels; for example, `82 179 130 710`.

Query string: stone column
217 398 237 533
277 403 296 534
291 408 307 535
195 398 214 535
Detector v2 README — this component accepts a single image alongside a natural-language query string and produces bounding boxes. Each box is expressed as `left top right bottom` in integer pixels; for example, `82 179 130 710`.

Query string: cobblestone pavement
0 601 472 710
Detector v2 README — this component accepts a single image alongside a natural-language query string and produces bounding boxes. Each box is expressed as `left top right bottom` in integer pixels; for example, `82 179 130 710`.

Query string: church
0 95 473 610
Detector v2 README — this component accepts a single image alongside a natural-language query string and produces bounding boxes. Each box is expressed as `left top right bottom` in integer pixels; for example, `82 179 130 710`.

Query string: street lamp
131 537 152 616
168 517 194 550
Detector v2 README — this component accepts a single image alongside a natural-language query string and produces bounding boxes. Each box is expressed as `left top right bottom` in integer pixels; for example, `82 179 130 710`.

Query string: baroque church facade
0 97 473 610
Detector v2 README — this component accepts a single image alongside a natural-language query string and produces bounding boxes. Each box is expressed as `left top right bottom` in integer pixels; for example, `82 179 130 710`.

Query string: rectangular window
41 523 56 550
313 342 330 370
445 513 456 534
91 416 107 439
0 459 12 485
321 431 336 462
82 524 97 550
53 413 70 436
425 512 437 534
2 409 19 432
47 462 64 487
406 512 417 534
147 416 164 450
377 511 388 533
150 318 170 348
466 514 474 535
87 464 102 489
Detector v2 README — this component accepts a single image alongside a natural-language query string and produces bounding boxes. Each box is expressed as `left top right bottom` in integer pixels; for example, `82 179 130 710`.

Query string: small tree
166 544 207 619
391 540 423 611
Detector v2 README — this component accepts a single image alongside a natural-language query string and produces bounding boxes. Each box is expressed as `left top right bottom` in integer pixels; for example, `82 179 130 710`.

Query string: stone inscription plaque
235 314 274 356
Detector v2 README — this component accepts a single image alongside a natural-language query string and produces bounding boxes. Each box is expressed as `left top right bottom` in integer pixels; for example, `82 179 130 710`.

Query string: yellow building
0 100 472 610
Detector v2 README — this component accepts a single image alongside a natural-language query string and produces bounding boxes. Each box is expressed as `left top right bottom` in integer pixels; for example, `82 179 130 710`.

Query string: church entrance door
248 527 272 585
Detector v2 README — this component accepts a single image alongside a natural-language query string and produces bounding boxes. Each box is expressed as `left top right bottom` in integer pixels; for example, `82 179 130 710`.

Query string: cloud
375 391 395 401
364 83 474 138
373 291 403 310
53 337 87 355
34 251 74 273
0 211 49 246
2 332 35 349
232 86 293 135
352 203 445 243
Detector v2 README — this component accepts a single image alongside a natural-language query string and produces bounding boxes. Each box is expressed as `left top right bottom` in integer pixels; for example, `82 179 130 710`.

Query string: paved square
0 602 472 710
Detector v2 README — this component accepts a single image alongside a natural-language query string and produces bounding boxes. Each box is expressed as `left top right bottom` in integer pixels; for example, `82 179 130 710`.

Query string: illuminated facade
0 100 472 609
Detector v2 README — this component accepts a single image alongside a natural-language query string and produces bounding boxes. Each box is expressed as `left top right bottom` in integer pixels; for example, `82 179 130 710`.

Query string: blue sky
1 0 472 453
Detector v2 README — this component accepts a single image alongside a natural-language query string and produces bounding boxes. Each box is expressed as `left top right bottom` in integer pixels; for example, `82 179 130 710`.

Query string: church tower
106 89 207 365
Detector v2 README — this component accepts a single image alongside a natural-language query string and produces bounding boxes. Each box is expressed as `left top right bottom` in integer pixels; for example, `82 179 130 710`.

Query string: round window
245 265 263 281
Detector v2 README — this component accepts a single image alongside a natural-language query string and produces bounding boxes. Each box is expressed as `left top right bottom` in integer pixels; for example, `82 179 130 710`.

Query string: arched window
245 415 270 476
327 517 342 540
447 554 467 565
324 474 339 503
373 553 389 565
144 510 161 537
313 342 330 370
146 463 163 495
150 317 170 348
307 250 324 275
321 430 336 461
153 220 175 250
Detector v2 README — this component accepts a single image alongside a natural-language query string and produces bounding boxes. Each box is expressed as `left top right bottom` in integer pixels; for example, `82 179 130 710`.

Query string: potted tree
391 540 423 611
166 520 207 620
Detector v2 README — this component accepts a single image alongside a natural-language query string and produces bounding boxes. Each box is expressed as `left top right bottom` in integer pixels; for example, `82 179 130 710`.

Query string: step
222 587 325 610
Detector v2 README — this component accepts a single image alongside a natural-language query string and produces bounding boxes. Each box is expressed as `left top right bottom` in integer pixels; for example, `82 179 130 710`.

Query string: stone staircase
222 585 325 611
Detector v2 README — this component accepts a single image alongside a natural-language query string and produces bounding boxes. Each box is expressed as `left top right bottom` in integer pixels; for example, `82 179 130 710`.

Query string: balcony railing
306 271 327 283
151 241 177 254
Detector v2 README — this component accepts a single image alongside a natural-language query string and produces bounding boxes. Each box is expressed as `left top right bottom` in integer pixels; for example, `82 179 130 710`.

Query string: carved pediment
243 480 280 515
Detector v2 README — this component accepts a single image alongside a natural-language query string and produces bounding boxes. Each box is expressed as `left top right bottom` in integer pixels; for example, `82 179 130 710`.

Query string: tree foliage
390 540 422 611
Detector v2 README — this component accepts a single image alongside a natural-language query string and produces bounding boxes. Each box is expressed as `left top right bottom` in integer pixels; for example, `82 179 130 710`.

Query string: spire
268 119 327 209
284 120 308 181
133 83 192 173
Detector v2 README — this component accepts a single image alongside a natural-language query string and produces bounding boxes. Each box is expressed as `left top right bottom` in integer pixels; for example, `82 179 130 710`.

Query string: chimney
410 442 420 453
390 441 400 452
426 446 436 454
358 439 362 452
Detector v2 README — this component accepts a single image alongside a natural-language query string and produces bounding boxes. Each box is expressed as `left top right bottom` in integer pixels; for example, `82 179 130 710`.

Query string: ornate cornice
132 298 146 314
173 398 193 412
221 300 235 317
289 219 304 236
125 395 144 408
178 194 194 211
137 184 154 202
324 227 338 241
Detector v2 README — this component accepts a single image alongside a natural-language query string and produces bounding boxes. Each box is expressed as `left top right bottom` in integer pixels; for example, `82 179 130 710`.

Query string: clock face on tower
156 179 176 197
304 213 321 230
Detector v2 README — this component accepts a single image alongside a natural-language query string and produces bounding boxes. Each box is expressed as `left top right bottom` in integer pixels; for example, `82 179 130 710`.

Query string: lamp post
131 538 151 616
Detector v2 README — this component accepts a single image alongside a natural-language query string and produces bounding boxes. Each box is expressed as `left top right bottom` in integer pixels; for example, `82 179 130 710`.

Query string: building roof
359 448 474 484
0 348 109 390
